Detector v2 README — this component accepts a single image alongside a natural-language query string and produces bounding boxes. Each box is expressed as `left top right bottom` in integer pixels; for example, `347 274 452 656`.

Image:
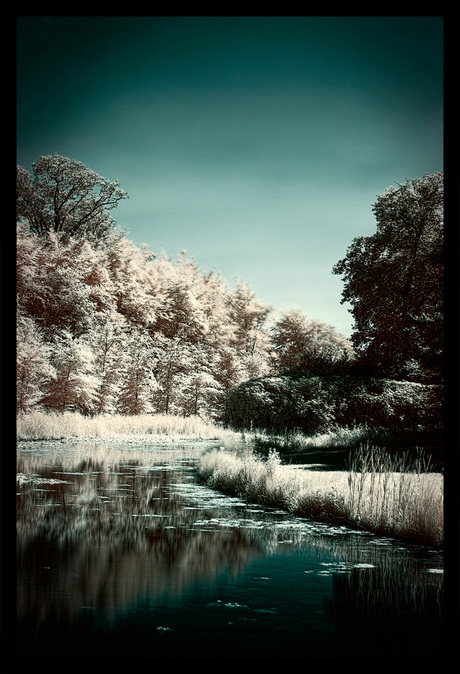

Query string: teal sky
16 16 443 337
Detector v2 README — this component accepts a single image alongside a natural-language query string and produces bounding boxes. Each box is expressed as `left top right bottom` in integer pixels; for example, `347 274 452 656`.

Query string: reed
345 444 443 545
198 445 443 547
16 410 238 442
252 425 391 454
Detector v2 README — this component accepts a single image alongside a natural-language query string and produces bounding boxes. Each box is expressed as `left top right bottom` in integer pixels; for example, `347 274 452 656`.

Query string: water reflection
17 441 444 659
17 443 260 628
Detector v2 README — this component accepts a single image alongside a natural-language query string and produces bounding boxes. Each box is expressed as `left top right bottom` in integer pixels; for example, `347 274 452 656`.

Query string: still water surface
16 440 444 659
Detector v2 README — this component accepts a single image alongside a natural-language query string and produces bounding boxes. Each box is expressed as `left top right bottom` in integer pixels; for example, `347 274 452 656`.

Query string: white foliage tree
116 327 160 415
16 211 283 420
229 280 272 359
19 231 104 339
86 311 128 414
17 314 56 413
176 343 224 418
40 330 100 414
150 332 189 415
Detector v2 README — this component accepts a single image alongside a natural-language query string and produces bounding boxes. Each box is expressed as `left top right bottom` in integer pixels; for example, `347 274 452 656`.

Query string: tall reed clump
198 445 443 547
199 448 358 525
345 444 443 546
16 410 237 442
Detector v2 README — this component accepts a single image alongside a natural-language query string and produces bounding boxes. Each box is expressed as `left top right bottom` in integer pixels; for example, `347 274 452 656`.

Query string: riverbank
16 412 444 547
198 447 443 548
16 410 239 443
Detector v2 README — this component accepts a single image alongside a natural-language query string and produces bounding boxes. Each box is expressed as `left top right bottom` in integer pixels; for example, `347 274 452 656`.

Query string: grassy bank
198 446 443 547
16 410 239 443
252 425 443 452
17 412 443 546
252 425 444 471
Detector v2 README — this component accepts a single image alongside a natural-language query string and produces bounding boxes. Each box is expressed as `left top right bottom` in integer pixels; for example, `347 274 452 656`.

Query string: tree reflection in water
17 443 261 630
16 441 444 659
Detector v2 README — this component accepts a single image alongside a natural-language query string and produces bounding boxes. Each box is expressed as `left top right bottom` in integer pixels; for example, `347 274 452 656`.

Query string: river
16 439 444 661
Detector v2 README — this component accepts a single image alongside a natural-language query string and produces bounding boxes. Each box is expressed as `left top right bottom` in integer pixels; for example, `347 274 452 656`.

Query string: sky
16 15 443 337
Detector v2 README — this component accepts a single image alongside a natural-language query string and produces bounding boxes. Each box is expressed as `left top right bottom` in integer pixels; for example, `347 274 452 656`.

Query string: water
16 440 445 660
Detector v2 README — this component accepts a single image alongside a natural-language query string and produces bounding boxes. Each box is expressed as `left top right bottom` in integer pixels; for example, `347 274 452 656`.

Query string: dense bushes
224 371 442 434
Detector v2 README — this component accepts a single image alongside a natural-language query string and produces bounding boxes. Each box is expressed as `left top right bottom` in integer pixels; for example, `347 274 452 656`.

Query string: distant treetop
16 154 128 244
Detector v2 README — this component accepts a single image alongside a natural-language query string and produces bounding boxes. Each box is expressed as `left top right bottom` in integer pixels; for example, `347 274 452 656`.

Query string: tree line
16 155 443 422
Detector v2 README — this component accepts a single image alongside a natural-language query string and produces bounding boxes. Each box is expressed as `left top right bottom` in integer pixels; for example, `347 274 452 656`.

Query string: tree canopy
16 154 128 243
16 225 274 416
271 309 354 375
333 172 443 383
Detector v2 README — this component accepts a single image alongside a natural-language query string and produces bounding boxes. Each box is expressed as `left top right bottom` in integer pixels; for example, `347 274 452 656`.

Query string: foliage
17 157 443 429
19 210 440 425
16 315 56 413
16 223 273 418
333 172 443 383
39 330 100 415
224 371 442 435
271 308 354 374
16 154 128 244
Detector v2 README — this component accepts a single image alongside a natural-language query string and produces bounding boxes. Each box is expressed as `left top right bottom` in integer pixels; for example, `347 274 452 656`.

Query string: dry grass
198 446 443 547
345 444 443 546
253 425 382 451
16 410 239 443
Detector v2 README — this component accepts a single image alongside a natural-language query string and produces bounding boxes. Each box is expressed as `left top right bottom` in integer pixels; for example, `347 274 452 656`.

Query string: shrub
224 372 442 434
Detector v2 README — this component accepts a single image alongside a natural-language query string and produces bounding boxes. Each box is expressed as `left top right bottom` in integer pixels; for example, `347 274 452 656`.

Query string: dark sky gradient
16 16 443 336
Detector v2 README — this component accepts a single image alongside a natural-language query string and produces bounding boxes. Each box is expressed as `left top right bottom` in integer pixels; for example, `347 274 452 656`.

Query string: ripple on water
206 601 251 610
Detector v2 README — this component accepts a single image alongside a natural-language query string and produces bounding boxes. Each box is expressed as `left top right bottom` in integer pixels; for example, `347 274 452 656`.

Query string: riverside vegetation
16 409 235 443
17 411 443 548
197 443 443 548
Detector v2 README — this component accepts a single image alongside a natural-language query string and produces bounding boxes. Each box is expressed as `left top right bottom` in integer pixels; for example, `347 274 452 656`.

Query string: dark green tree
333 172 443 383
16 154 128 243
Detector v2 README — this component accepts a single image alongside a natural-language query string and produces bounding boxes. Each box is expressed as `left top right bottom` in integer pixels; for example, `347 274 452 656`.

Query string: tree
116 327 159 415
228 280 272 358
151 333 190 415
175 343 223 418
86 311 128 415
106 236 163 327
16 154 128 243
40 330 100 414
332 172 443 382
18 231 102 339
16 217 280 419
270 309 354 374
16 314 56 413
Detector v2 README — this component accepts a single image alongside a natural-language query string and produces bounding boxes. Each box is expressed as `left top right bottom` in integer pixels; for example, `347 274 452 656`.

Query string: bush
224 372 442 434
